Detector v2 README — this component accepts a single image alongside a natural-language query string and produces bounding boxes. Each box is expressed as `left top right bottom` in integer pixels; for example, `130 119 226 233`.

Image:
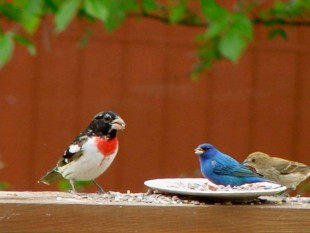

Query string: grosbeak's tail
38 169 63 185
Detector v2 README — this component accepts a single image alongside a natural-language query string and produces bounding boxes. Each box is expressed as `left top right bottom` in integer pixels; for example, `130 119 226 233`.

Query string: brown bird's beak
243 159 249 166
111 117 126 130
243 160 258 173
249 166 259 173
194 147 204 155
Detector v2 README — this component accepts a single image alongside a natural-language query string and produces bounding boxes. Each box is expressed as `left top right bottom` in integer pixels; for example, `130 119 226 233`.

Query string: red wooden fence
0 18 309 193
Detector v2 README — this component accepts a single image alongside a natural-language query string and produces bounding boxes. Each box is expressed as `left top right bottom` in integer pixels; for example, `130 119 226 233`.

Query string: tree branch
130 12 207 27
131 11 310 28
253 18 310 26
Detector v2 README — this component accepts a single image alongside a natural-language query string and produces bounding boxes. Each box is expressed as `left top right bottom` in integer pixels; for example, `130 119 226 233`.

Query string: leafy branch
0 0 309 76
135 11 310 28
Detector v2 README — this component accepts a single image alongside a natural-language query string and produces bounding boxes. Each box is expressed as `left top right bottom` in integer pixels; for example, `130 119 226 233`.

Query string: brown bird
243 152 310 190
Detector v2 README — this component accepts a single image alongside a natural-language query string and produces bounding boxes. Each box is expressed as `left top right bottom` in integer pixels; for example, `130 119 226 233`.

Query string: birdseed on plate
167 181 281 192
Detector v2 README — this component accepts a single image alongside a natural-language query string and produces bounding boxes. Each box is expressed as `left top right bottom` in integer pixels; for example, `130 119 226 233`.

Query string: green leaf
169 0 187 23
15 0 44 15
78 28 93 48
142 0 157 12
200 0 228 21
268 28 288 39
122 0 138 11
0 32 14 68
219 30 246 62
14 34 36 55
0 3 22 22
25 0 44 15
83 0 129 31
21 15 41 34
206 20 227 38
55 0 81 33
84 0 108 22
232 14 253 40
195 38 221 73
45 0 61 13
195 33 206 42
18 0 43 33
102 1 127 32
200 0 230 47
104 15 121 32
272 1 286 17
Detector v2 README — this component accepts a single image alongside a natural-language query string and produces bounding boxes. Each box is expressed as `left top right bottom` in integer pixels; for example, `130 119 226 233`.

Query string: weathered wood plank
0 192 309 233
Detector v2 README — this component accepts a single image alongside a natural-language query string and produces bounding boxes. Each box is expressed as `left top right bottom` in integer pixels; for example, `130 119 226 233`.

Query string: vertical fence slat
0 47 36 190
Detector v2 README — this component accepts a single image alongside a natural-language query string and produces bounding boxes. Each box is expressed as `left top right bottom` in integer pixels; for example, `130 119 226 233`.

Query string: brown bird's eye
252 158 256 162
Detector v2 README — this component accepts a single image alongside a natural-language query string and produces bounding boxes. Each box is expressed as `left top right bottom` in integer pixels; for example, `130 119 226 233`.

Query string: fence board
0 192 309 233
116 39 169 192
251 50 296 158
295 52 310 164
33 37 85 191
0 47 36 190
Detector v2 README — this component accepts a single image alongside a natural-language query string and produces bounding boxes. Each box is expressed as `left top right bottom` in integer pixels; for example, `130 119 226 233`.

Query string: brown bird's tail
38 169 63 185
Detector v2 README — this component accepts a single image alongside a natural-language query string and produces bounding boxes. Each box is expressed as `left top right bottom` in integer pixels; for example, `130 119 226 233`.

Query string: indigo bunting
194 143 273 186
243 152 310 189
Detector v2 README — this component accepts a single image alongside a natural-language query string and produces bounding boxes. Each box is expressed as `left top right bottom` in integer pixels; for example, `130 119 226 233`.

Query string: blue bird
194 143 273 186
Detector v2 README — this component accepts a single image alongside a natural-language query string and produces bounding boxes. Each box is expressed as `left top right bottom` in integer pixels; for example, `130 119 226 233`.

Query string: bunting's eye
251 158 256 162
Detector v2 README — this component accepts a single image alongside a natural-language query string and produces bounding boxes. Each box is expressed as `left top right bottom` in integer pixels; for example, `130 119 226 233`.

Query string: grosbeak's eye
103 114 112 122
252 158 256 162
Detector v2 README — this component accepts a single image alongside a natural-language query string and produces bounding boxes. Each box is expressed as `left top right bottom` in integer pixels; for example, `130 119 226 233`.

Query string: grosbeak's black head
84 111 125 138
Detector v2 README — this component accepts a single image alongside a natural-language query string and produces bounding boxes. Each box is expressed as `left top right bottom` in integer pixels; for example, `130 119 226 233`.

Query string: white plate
144 178 287 202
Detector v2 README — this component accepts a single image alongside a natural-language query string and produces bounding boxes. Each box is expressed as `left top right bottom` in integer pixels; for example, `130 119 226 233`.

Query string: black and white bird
39 111 125 192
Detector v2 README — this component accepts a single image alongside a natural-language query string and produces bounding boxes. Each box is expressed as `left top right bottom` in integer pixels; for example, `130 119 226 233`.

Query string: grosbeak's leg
92 179 104 193
69 179 76 193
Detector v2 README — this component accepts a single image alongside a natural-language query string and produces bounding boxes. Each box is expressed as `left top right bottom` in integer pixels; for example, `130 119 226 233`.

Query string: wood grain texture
0 192 309 233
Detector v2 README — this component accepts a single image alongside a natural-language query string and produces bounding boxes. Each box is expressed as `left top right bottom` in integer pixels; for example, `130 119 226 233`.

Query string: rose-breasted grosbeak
39 111 125 192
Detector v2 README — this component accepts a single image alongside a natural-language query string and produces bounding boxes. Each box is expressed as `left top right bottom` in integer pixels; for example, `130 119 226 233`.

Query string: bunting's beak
194 147 204 155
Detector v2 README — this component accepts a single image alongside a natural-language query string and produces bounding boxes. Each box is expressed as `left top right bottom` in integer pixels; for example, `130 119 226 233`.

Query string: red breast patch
95 137 118 156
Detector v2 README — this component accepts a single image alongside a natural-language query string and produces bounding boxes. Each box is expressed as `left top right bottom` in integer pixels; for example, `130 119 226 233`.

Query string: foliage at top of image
0 0 309 77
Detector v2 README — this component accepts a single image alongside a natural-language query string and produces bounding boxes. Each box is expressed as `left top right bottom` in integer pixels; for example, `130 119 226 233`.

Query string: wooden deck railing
0 192 309 232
